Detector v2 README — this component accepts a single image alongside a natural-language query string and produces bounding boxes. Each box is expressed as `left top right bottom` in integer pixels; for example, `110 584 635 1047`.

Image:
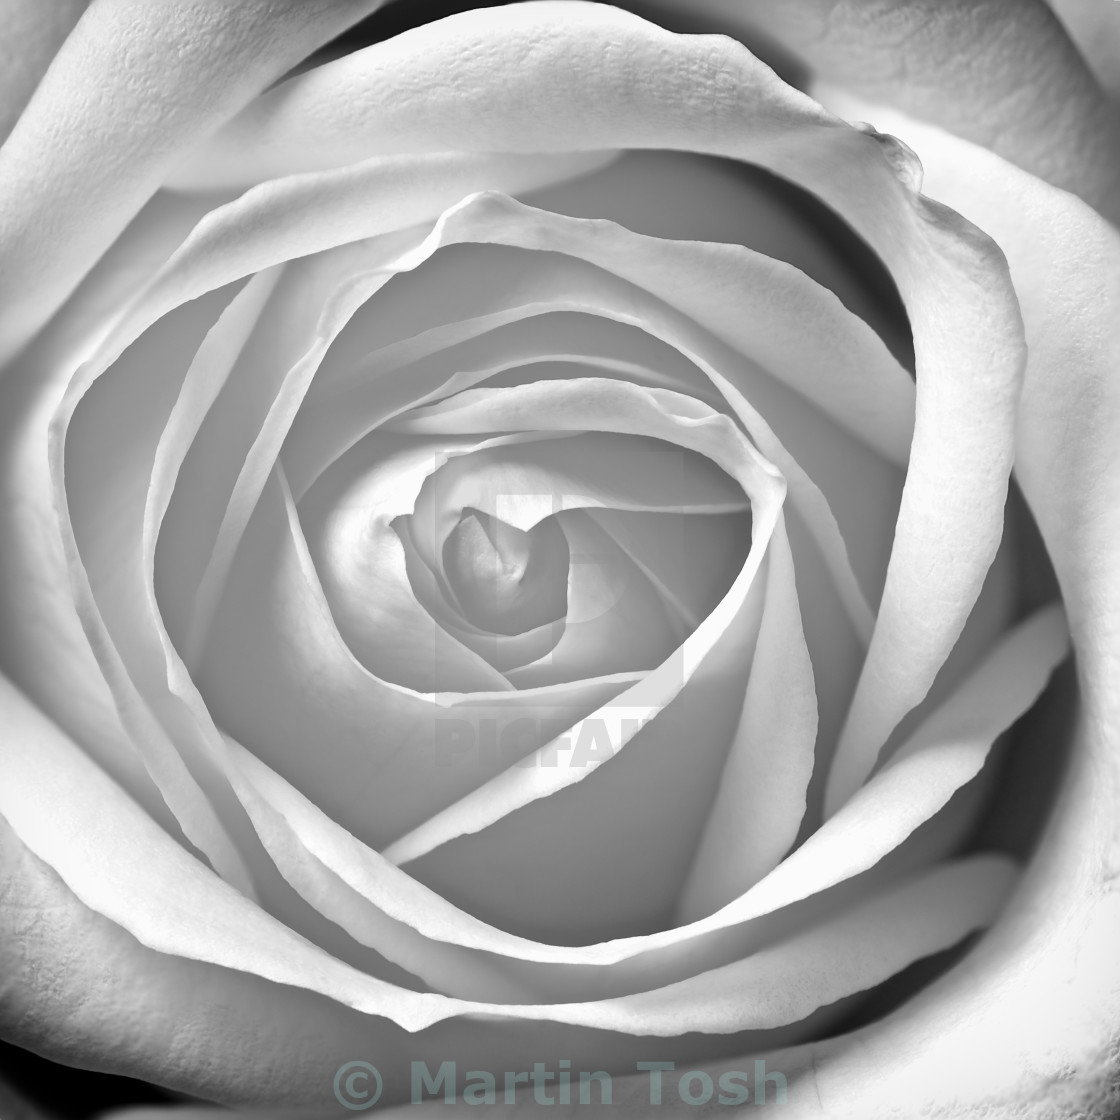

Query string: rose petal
293 250 888 661
352 221 896 630
678 516 818 920
300 311 727 479
397 516 571 675
145 266 284 648
708 605 1068 928
284 216 894 784
102 150 617 363
160 238 417 669
0 0 87 144
1048 0 1120 100
390 549 757 940
302 423 711 687
483 855 1016 1035
51 187 613 881
171 0 1120 221
111 13 917 466
0 0 391 365
216 599 1065 1001
804 94 1120 666
0 673 457 1030
789 120 1119 1115
0 192 212 843
636 0 1120 221
2 671 1010 1071
380 376 785 867
371 378 782 934
0 795 853 1110
393 423 747 675
584 508 751 633
527 150 915 367
201 469 636 848
410 430 749 528
502 510 680 688
291 457 515 693
168 134 1012 825
53 277 256 892
403 426 748 570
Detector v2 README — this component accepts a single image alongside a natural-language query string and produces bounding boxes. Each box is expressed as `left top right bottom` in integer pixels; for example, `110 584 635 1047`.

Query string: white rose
0 2 1115 1116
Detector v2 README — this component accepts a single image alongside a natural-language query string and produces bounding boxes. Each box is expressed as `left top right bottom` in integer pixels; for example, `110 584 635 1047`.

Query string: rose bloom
0 1 1118 1117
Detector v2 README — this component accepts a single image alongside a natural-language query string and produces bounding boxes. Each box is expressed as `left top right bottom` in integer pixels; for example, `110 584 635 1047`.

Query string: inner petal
444 509 569 636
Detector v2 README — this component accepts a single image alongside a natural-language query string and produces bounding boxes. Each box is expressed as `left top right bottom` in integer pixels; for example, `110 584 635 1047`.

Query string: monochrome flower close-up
0 1 1118 1117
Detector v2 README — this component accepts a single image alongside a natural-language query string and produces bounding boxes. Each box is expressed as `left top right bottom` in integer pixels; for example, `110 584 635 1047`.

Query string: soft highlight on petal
0 0 391 366
0 0 87 144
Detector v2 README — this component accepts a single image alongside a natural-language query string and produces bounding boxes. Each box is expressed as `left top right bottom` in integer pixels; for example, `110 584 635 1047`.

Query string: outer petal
1 675 999 1106
686 95 1120 1120
805 93 1120 709
0 0 388 366
635 0 1120 222
0 0 87 144
0 190 216 842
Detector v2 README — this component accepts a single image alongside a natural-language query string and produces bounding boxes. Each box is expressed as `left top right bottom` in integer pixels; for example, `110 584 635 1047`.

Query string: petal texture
637 0 1120 222
0 0 87 144
0 0 389 365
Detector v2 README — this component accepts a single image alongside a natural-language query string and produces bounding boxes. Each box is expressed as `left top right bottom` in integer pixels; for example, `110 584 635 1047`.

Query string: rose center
443 508 569 635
